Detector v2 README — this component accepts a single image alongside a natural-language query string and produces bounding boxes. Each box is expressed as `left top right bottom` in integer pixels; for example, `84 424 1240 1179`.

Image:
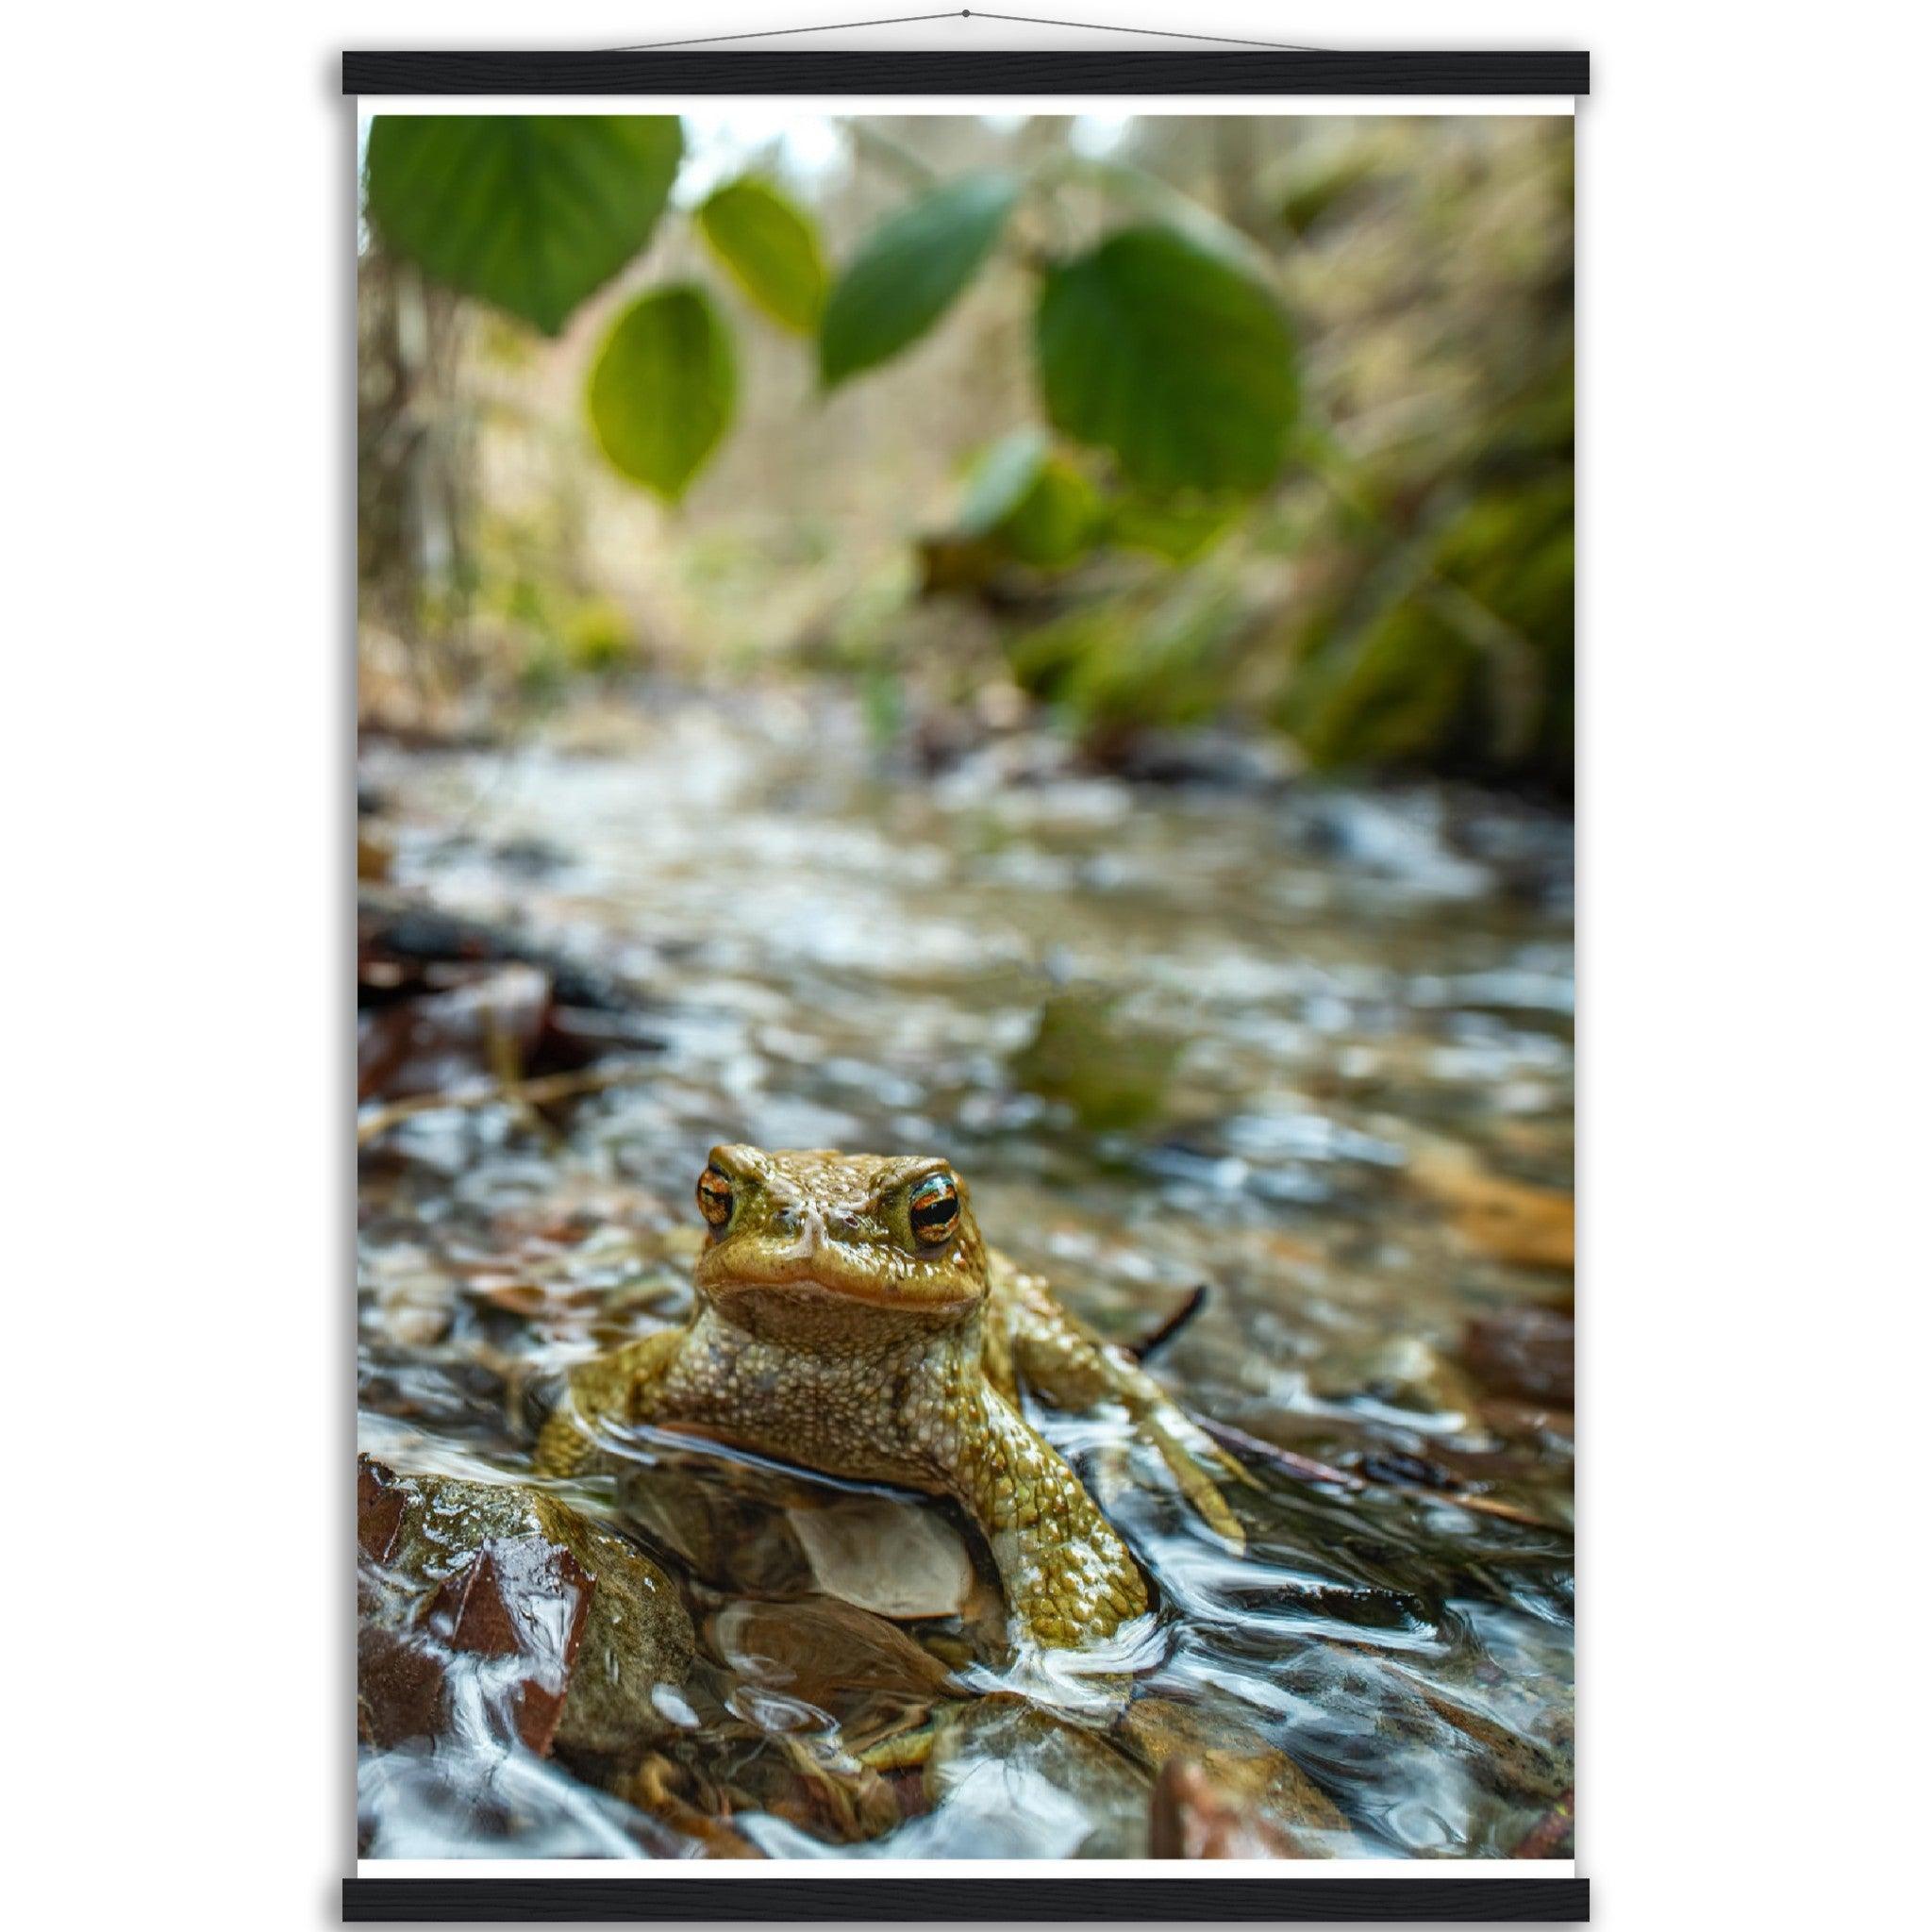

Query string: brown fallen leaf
358 963 552 1104
1463 1307 1574 1407
1408 1141 1574 1272
357 826 393 882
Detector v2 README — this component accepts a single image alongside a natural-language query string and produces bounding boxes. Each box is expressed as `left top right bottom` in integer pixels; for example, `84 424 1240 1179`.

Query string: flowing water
357 688 1575 1861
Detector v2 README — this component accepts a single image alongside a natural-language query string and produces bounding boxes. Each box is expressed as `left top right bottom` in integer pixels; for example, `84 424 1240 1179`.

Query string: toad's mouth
695 1250 982 1313
707 1274 981 1313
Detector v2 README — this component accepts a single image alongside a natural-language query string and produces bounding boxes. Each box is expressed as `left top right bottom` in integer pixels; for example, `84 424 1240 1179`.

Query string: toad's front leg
994 1262 1251 1547
931 1386 1149 1648
534 1328 683 1476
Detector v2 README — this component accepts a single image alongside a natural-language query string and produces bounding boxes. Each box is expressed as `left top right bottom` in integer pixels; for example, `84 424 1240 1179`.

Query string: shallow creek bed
356 691 1574 1861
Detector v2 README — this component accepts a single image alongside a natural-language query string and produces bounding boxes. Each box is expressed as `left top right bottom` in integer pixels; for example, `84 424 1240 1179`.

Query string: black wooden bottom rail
344 1876 1589 1923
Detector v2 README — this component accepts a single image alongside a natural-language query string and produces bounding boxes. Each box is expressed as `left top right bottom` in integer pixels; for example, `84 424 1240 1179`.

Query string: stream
356 687 1574 1862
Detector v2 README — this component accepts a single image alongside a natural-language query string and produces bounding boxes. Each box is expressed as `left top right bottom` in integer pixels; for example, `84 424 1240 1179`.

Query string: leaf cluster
363 116 1298 507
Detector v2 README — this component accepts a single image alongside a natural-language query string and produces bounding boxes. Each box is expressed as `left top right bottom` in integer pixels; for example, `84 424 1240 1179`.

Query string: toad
536 1146 1244 1648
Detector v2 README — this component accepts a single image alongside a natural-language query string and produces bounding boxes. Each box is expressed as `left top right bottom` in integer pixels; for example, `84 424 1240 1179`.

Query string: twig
1126 1283 1209 1363
1197 1417 1364 1491
357 1062 654 1146
842 119 941 190
1199 1416 1564 1529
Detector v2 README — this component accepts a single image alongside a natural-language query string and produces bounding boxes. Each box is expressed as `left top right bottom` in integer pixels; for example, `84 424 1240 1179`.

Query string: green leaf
587 285 736 501
819 173 1020 387
364 115 682 336
957 430 1048 536
998 458 1101 570
697 175 828 333
954 431 1098 571
1036 226 1296 496
1106 493 1241 562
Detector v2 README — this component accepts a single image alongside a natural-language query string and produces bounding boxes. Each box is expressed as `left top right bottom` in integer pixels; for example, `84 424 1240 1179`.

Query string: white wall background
3 5 1924 1928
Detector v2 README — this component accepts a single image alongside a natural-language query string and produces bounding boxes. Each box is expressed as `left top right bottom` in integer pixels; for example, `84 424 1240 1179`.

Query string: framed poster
349 38 1586 1924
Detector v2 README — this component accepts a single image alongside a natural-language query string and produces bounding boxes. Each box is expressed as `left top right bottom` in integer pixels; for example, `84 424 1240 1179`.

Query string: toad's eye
908 1172 960 1246
696 1164 735 1229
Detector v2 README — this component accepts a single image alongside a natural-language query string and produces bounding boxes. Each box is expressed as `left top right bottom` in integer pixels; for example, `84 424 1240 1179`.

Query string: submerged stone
1122 1694 1349 1855
923 1696 1151 1858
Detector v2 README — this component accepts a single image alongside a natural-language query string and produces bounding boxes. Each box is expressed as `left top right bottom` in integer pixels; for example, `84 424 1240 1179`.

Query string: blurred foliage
589 285 737 500
697 176 828 334
358 113 1572 789
365 117 682 335
1037 225 1297 495
818 173 1020 387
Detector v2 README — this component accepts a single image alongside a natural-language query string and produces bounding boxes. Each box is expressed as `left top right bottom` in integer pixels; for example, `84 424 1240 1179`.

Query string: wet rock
429 1536 594 1754
1512 1786 1576 1858
357 1457 693 1765
1306 1333 1485 1424
924 1696 1151 1857
786 1496 979 1622
1383 1678 1574 1813
1122 1695 1347 1853
1011 991 1179 1133
710 1595 953 1763
1150 1759 1315 1857
1097 727 1297 792
1289 791 1499 897
1461 1307 1574 1407
358 1456 409 1562
361 1245 455 1349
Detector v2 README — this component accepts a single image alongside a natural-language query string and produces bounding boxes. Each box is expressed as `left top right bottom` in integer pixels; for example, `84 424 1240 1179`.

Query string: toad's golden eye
696 1164 735 1229
908 1171 959 1246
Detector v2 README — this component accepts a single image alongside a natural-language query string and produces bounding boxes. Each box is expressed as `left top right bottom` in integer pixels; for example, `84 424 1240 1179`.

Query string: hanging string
964 13 1328 50
607 11 1332 56
608 13 966 51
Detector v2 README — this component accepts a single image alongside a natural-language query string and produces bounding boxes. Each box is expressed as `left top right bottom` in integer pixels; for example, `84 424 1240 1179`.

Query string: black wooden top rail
341 50 1589 97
